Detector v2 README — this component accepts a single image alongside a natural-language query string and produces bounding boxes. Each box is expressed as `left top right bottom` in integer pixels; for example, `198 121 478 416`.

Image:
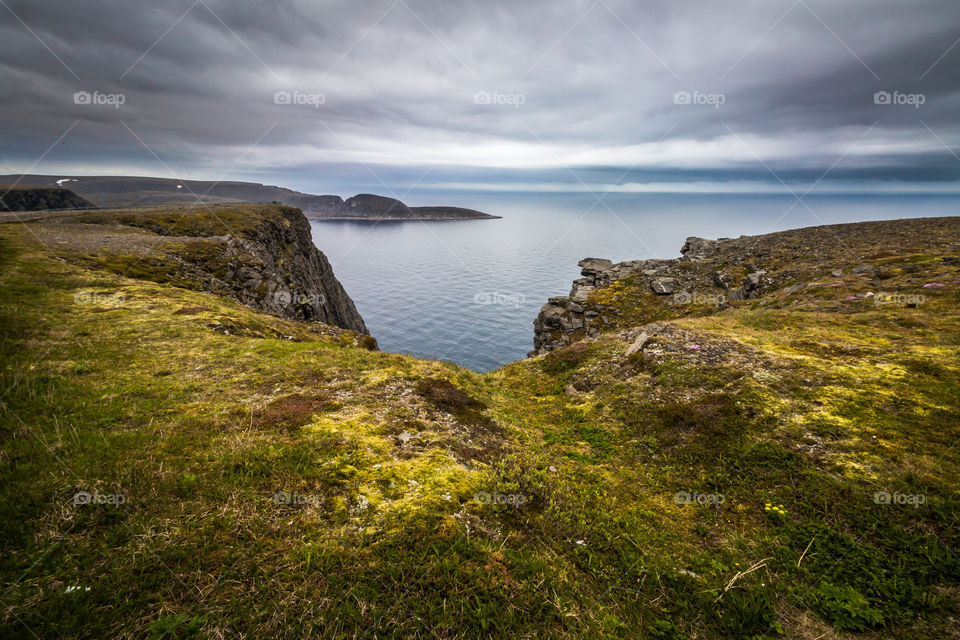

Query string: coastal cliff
34 203 372 337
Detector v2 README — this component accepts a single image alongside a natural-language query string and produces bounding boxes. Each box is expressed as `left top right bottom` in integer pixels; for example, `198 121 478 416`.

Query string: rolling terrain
0 206 957 639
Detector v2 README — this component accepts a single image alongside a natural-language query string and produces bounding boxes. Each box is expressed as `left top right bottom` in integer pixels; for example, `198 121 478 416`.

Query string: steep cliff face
37 204 371 337
216 206 371 335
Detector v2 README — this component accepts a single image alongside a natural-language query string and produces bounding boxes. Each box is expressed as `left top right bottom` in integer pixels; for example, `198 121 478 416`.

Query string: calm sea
309 192 959 371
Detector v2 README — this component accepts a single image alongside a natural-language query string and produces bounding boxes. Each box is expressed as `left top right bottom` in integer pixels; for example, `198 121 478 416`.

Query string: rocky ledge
531 244 764 355
532 217 960 355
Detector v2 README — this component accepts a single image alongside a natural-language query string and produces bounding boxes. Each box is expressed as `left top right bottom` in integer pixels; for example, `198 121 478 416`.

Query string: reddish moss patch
416 378 482 413
538 341 591 375
253 393 332 430
172 306 211 315
356 334 378 351
417 378 504 462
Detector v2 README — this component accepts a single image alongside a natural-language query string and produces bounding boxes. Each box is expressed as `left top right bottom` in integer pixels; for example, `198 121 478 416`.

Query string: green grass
1 216 959 639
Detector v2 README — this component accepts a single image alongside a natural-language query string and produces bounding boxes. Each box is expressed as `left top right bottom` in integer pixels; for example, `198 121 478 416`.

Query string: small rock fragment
650 277 677 294
625 331 650 357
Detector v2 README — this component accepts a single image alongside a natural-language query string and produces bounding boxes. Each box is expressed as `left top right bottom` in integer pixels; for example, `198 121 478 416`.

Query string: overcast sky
2 0 959 193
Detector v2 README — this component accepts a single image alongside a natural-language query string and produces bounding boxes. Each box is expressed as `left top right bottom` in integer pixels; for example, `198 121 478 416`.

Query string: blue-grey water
309 192 959 372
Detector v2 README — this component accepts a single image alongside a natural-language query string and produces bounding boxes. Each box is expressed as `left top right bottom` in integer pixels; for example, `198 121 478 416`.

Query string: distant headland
0 174 500 221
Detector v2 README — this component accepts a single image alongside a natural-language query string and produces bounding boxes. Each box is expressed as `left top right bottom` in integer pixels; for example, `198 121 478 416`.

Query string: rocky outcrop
0 186 94 212
679 236 721 261
531 237 771 355
532 216 960 356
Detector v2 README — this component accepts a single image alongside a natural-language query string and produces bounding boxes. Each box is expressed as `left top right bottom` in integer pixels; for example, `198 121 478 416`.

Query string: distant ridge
0 174 500 220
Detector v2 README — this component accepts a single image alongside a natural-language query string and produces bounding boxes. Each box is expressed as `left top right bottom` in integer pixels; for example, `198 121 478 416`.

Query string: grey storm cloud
1 0 959 188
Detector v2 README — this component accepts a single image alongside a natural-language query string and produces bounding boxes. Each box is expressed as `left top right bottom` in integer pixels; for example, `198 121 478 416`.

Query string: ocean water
309 192 959 372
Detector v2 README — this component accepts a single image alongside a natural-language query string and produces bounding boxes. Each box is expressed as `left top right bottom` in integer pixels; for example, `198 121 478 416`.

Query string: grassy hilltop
1 205 958 639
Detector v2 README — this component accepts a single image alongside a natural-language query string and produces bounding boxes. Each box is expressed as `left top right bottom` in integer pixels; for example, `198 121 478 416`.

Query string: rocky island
1 206 957 639
303 193 499 221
